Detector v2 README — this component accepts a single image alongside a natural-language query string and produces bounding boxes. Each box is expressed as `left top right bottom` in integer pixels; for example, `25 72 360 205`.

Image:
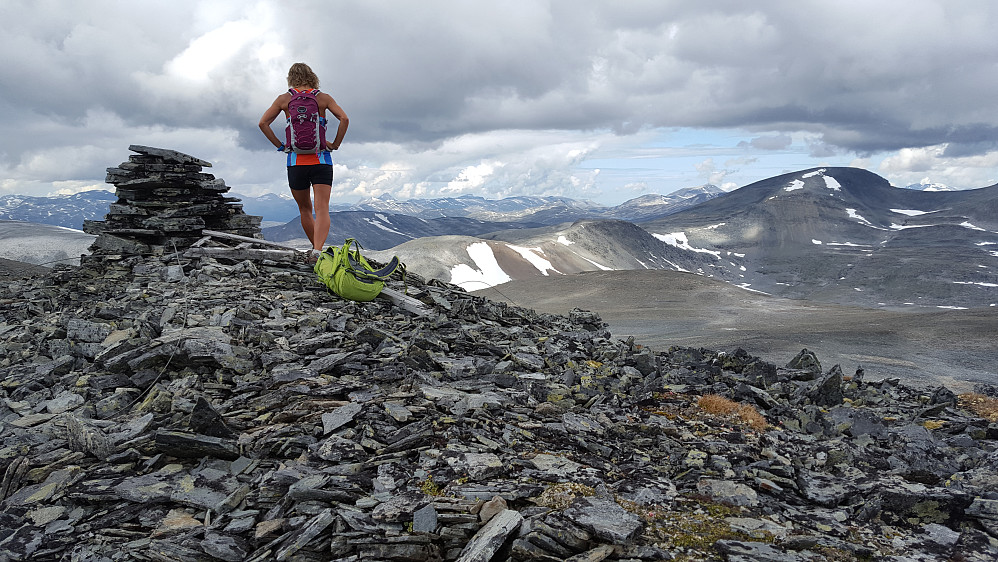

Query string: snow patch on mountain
845 208 886 229
651 232 721 258
826 241 870 248
891 208 934 216
364 216 409 236
784 179 805 192
735 283 770 295
954 280 998 288
449 242 511 289
508 244 559 276
778 169 842 196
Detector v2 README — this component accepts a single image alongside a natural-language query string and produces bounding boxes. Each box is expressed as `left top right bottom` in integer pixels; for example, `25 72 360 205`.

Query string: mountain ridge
3 166 996 309
639 167 998 307
0 186 724 232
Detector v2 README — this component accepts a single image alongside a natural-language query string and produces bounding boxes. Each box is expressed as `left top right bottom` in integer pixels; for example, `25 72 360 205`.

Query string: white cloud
879 144 998 188
444 162 501 194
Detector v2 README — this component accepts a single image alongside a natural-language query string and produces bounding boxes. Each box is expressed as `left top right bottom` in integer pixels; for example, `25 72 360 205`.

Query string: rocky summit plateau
2 148 998 562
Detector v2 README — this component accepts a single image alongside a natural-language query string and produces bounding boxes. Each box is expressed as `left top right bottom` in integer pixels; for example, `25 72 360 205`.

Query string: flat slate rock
129 144 212 167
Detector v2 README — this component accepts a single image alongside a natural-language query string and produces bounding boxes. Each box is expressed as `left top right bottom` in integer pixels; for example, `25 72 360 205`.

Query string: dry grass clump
958 393 998 422
698 394 768 431
533 482 596 510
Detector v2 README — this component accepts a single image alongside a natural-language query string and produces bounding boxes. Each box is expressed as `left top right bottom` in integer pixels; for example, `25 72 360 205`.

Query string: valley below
474 269 998 394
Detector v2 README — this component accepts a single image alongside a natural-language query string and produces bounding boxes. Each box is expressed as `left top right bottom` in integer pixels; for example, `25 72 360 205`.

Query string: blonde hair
287 62 319 89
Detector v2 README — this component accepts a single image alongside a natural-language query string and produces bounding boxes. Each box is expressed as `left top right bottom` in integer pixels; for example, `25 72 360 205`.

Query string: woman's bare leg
291 188 316 247
311 183 332 251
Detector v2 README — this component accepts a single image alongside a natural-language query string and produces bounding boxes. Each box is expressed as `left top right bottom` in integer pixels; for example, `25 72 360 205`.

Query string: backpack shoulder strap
362 255 402 279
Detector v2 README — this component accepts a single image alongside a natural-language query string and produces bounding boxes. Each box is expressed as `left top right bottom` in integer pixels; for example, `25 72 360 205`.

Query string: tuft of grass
698 394 768 431
533 482 595 510
419 475 443 496
638 494 771 558
958 393 998 422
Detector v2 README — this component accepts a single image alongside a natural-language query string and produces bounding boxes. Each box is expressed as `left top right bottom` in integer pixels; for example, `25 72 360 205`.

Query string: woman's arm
321 94 349 150
258 96 287 149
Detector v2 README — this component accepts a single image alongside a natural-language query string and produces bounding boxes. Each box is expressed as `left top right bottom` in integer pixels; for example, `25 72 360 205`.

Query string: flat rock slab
154 430 240 460
321 402 363 434
563 497 642 544
456 509 523 562
129 145 212 167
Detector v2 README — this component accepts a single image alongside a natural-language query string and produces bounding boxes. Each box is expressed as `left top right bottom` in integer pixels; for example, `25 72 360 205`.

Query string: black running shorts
287 164 333 191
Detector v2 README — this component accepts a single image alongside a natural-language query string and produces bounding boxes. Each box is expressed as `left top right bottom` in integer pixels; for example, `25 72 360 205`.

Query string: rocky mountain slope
641 167 998 308
348 168 998 308
365 219 732 291
475 269 998 394
3 252 998 561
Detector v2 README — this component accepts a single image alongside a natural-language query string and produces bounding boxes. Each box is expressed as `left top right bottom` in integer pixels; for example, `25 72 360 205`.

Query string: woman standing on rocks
259 62 349 261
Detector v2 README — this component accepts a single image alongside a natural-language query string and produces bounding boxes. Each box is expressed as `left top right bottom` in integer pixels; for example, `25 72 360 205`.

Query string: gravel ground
0 257 52 281
0 220 94 267
475 269 998 394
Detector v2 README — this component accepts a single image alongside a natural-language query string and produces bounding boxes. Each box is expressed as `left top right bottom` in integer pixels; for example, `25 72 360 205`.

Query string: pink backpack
285 89 327 154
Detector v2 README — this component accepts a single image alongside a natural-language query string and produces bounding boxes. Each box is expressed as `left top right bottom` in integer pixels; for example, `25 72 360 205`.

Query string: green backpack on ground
314 238 404 302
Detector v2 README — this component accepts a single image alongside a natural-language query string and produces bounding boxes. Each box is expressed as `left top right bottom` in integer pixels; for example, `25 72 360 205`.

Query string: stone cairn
83 145 261 261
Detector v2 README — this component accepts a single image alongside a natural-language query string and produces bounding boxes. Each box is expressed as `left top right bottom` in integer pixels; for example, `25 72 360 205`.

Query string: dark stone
188 397 235 439
200 533 248 562
562 497 642 544
154 430 240 460
807 366 843 406
786 348 822 378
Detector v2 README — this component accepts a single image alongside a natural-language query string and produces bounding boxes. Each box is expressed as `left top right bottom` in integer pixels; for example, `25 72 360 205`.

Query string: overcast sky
3 0 998 205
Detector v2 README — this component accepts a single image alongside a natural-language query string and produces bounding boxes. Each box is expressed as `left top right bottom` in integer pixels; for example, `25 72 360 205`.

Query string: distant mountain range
904 180 956 192
0 185 724 233
3 170 996 309
0 190 117 230
369 168 998 309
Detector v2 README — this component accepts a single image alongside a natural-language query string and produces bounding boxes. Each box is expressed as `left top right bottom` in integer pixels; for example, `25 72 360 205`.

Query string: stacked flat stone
83 145 261 259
